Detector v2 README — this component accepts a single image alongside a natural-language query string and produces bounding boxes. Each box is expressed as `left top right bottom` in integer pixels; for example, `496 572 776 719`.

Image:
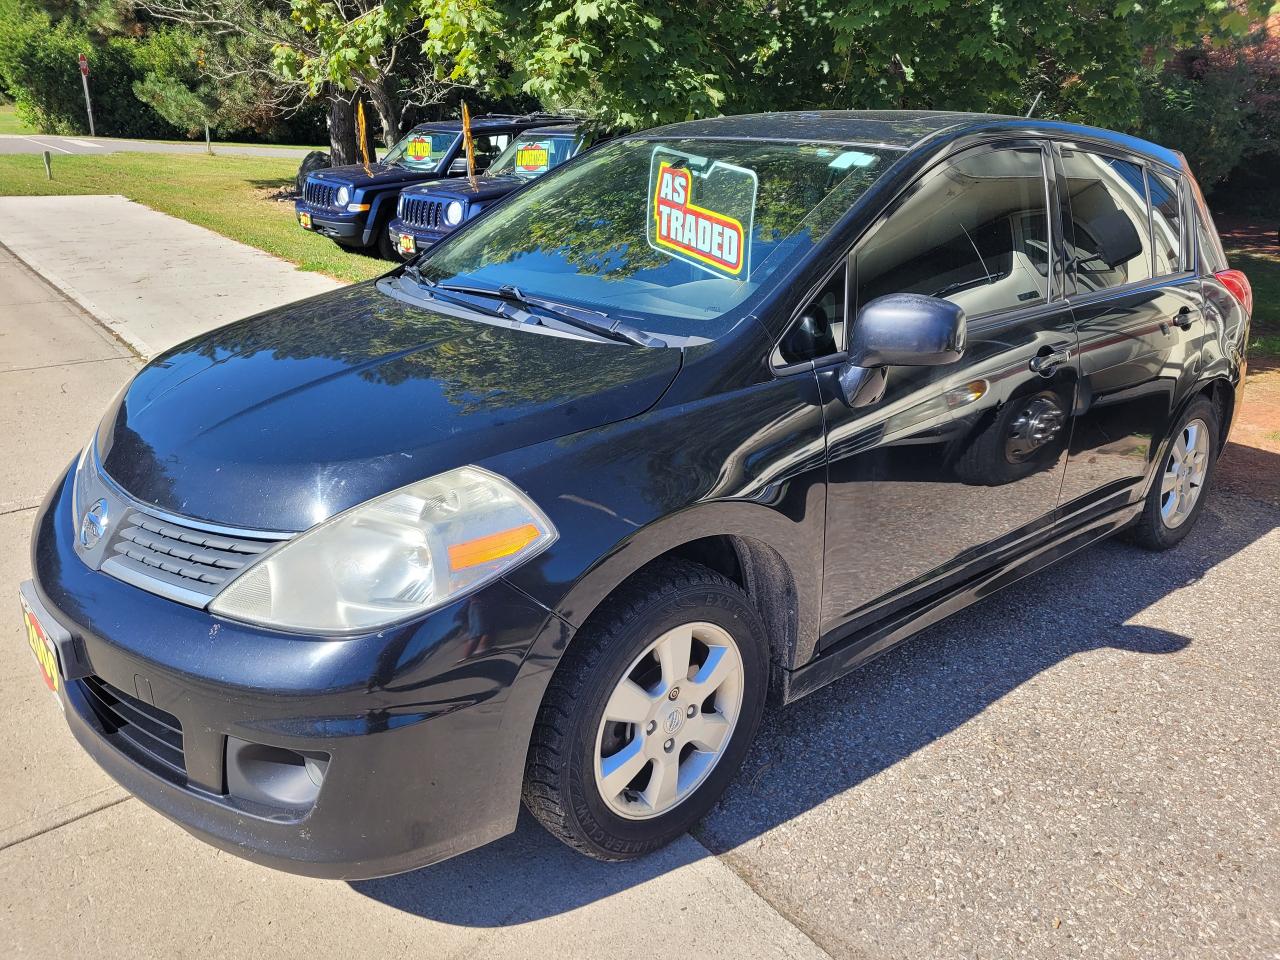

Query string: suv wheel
523 560 768 859
1126 396 1219 550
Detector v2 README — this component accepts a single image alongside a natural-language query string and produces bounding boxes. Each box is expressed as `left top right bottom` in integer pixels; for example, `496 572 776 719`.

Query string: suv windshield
417 138 897 338
383 130 458 171
487 132 582 180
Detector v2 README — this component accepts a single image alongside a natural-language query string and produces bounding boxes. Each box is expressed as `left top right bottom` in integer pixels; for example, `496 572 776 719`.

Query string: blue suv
295 114 571 259
387 123 594 259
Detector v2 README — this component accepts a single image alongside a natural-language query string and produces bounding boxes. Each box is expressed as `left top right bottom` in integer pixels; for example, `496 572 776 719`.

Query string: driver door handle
1029 344 1073 376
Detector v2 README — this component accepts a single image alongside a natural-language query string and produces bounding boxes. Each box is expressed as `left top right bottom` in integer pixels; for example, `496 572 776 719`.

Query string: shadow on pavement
352 486 1278 926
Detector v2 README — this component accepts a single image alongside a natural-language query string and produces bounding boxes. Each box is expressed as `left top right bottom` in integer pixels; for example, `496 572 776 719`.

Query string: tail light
1215 269 1253 315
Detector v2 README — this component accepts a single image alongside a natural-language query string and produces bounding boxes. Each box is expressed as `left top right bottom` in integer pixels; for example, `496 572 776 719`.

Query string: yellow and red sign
650 159 750 278
406 137 435 160
516 142 551 172
22 600 59 693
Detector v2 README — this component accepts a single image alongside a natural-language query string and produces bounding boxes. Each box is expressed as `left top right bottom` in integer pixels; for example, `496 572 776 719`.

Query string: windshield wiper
438 283 667 348
398 265 506 319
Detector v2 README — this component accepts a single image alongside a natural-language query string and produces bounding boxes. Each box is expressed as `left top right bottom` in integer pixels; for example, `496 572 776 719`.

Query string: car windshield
486 132 582 180
383 130 458 171
417 137 898 338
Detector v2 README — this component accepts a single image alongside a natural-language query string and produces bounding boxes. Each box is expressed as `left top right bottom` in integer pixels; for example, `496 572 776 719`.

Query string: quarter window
1149 169 1183 275
1060 150 1153 293
776 267 845 365
854 147 1050 320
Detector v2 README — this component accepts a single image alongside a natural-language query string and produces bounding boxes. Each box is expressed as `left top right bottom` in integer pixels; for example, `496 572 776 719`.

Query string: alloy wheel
593 621 744 820
1160 417 1210 529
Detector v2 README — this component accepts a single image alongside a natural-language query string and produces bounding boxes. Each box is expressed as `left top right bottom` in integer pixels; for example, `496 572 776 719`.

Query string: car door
1053 144 1206 524
807 141 1080 646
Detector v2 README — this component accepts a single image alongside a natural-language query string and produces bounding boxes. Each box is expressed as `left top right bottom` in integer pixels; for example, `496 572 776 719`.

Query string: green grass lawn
0 103 36 135
0 151 384 284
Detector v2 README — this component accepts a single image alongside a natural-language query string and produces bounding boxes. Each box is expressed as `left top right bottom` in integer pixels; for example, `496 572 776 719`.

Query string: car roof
634 110 1181 168
408 114 575 135
521 124 581 136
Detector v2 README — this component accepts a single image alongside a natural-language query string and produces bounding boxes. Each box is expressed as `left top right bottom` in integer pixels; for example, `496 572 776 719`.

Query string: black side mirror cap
849 293 967 368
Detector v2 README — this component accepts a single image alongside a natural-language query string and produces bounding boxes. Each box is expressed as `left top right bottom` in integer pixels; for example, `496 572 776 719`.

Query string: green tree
421 0 1270 131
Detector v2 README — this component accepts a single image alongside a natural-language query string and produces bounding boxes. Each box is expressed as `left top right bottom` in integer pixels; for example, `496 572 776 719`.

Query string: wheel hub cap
1160 417 1210 529
593 621 744 820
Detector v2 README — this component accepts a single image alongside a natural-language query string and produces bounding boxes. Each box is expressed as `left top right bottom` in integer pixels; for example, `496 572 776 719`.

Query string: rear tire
523 560 768 860
1126 397 1219 551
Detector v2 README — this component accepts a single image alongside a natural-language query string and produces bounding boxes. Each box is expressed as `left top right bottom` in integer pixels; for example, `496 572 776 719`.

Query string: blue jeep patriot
387 123 597 259
296 113 572 259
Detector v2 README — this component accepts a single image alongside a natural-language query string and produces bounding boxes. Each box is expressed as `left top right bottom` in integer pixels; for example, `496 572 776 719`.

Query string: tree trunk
363 80 403 148
328 92 357 166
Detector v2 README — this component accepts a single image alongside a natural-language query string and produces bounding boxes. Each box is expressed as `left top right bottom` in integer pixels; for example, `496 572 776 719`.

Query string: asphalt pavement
0 132 314 159
1 199 1277 958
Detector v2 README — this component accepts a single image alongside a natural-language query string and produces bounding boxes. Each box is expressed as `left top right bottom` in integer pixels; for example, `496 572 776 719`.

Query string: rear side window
1149 169 1183 275
1061 150 1153 293
855 147 1050 319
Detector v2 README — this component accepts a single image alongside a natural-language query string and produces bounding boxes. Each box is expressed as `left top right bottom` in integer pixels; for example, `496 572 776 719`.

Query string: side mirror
848 293 966 368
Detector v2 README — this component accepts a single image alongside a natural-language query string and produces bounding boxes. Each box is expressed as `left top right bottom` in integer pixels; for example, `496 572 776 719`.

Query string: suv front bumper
27 467 572 879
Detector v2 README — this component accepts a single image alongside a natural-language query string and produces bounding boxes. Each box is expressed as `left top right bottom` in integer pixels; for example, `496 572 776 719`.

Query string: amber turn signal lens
448 523 541 570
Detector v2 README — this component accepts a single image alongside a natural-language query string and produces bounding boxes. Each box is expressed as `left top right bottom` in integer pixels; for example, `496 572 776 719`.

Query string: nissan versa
21 111 1252 879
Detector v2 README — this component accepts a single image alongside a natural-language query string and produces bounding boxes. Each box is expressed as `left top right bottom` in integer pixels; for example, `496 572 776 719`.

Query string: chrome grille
99 507 285 607
303 180 339 208
400 196 444 229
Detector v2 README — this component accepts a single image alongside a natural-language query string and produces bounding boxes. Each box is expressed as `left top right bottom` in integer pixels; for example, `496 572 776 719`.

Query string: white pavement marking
0 195 342 357
61 138 101 150
22 135 71 154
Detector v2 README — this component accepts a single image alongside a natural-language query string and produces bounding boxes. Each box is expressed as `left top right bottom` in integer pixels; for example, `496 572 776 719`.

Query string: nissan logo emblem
79 498 109 549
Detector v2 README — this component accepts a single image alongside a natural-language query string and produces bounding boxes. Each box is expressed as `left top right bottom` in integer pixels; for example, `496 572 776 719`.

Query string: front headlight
444 200 464 226
335 186 351 207
208 466 556 635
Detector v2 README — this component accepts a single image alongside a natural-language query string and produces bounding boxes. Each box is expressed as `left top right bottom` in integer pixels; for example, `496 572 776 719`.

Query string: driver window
776 266 846 365
854 147 1050 319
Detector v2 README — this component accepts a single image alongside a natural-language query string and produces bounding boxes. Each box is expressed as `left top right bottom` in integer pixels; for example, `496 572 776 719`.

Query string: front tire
523 560 768 860
1126 396 1219 550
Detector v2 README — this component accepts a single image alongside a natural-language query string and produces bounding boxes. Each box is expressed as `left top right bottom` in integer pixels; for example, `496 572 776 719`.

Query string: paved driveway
1 202 1277 958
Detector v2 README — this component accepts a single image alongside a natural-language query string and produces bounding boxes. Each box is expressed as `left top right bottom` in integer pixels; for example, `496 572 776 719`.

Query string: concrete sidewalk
0 195 341 358
0 245 828 959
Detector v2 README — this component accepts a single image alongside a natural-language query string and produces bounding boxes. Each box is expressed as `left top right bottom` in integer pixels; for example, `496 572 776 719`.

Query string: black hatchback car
22 111 1252 879
388 123 595 259
295 113 569 259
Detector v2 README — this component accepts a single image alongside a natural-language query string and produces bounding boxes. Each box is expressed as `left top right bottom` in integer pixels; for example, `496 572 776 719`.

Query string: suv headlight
209 466 556 635
445 200 464 226
336 185 351 207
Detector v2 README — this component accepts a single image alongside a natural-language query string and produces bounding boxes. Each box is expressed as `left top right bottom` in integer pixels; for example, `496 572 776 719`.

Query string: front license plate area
298 211 313 229
21 594 62 698
398 233 415 255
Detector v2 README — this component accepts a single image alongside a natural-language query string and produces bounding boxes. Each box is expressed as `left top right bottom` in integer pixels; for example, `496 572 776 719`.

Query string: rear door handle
1029 345 1073 376
1174 306 1197 331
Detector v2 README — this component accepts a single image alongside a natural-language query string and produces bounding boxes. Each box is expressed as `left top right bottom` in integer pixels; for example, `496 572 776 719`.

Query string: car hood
98 282 681 531
402 175 527 204
313 163 443 189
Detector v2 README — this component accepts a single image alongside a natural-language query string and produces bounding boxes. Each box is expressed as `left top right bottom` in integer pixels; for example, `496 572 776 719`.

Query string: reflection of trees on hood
425 141 889 285
185 283 665 413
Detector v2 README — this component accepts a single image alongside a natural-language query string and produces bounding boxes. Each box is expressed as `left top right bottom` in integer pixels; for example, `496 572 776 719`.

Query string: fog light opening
225 736 329 811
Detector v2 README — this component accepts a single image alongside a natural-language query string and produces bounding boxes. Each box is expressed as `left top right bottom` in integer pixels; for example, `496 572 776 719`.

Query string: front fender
485 357 830 670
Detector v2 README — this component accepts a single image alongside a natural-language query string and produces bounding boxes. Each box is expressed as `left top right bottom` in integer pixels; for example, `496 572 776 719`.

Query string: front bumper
387 218 446 260
27 468 572 879
295 201 363 243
